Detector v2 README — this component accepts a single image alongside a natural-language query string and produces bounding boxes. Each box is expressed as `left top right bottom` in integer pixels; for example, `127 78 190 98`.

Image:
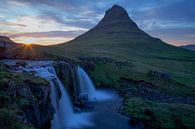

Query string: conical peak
107 4 128 16
96 5 137 28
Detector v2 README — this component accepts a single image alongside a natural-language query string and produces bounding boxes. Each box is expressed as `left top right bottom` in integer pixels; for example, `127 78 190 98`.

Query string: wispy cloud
9 30 85 38
0 21 27 27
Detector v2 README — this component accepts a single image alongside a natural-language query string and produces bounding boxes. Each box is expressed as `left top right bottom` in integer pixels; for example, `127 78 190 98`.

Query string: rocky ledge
0 64 54 129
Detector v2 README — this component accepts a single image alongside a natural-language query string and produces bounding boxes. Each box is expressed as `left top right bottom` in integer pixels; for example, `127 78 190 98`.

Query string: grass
123 98 195 129
0 71 48 86
0 108 35 129
87 60 195 97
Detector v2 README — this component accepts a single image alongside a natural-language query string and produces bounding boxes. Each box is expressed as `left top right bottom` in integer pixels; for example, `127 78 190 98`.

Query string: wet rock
144 109 153 116
15 61 27 67
128 117 138 126
78 57 114 71
54 62 78 102
79 93 89 102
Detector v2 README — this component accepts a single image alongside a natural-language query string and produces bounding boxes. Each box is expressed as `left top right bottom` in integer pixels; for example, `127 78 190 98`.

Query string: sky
0 0 194 46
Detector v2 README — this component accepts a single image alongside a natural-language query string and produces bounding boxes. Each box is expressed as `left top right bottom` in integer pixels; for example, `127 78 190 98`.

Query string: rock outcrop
0 68 54 129
54 62 79 102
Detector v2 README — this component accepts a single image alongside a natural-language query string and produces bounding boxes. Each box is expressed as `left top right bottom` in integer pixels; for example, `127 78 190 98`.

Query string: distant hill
0 36 45 59
0 36 17 48
180 44 195 51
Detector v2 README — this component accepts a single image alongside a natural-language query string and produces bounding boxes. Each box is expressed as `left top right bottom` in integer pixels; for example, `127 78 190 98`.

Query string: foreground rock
0 65 54 129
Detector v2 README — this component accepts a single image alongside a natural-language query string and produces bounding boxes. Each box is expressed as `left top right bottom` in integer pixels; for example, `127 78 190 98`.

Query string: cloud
0 21 27 27
146 28 195 46
9 30 85 38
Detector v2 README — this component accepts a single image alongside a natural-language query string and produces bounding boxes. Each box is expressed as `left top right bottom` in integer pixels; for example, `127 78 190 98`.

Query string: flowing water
77 66 112 101
34 66 93 129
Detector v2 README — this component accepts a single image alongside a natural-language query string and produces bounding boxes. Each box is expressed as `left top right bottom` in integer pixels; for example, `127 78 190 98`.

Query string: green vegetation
0 71 48 86
0 108 35 129
0 68 49 129
123 98 195 129
88 60 195 97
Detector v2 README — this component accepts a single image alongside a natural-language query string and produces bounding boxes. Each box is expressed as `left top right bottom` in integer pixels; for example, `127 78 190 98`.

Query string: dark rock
118 77 195 105
1 72 54 129
128 117 138 126
144 109 154 116
174 116 187 129
78 57 114 71
15 61 27 67
54 62 78 102
79 93 89 102
115 61 134 67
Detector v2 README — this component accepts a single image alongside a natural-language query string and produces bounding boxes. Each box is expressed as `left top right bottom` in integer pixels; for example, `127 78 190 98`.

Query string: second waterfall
77 66 112 101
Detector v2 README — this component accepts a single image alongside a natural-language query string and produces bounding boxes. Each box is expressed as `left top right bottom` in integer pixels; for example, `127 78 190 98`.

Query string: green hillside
42 5 195 91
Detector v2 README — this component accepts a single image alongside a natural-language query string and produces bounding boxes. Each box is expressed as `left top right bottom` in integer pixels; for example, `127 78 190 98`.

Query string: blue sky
0 0 194 46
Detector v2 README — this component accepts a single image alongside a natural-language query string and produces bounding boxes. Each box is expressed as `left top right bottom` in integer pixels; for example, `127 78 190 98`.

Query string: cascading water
29 65 93 129
77 66 112 101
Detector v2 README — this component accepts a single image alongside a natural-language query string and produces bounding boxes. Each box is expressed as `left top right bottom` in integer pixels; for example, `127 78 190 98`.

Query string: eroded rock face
54 62 78 102
0 71 54 129
23 80 54 129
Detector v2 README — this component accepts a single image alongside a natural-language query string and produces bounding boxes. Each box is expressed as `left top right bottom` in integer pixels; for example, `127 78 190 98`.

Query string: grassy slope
123 98 195 129
45 33 195 90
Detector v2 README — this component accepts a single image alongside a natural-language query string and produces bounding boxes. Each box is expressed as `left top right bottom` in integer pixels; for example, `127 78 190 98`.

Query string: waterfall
77 66 112 101
34 66 93 129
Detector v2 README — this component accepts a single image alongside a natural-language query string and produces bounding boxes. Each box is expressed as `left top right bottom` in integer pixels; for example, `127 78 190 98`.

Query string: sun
24 43 32 46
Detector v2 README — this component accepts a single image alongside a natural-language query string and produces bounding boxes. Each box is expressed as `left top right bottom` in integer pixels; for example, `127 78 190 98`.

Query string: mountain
180 44 195 51
52 5 193 59
0 36 17 48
